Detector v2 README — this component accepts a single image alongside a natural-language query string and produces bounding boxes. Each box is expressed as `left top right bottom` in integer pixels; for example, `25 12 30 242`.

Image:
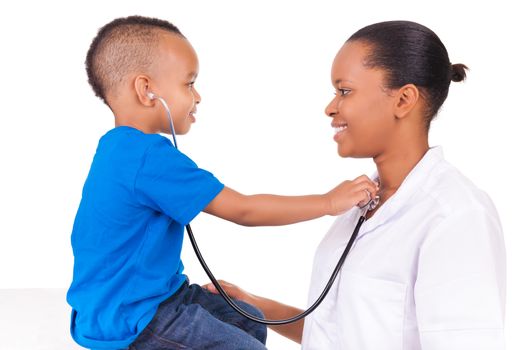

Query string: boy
67 15 378 350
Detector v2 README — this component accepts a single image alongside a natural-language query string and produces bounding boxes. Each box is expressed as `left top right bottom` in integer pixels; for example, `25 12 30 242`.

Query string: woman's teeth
333 125 347 134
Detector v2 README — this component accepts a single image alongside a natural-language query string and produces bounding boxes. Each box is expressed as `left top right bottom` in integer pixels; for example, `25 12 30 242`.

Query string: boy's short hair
86 15 184 105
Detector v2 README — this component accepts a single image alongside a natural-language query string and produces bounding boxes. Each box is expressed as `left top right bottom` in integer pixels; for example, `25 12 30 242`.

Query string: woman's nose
325 97 338 118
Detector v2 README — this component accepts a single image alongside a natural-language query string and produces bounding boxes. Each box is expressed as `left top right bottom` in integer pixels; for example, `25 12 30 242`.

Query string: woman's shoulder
422 156 496 217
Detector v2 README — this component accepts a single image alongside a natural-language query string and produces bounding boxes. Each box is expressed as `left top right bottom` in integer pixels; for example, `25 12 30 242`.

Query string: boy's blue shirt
67 126 224 349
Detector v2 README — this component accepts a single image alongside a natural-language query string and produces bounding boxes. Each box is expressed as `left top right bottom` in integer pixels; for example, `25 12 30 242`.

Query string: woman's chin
337 144 354 158
337 145 371 159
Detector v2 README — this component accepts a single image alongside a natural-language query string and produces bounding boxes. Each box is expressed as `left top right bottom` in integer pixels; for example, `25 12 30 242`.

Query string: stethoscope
149 92 380 325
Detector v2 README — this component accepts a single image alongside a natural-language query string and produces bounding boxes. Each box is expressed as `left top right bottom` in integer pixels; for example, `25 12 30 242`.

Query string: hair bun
451 63 468 82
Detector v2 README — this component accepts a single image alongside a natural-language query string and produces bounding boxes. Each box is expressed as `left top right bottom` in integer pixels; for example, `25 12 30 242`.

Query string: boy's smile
111 31 201 136
150 33 201 135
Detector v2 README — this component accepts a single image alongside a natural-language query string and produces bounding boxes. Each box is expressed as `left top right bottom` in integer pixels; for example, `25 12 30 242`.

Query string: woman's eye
338 89 351 96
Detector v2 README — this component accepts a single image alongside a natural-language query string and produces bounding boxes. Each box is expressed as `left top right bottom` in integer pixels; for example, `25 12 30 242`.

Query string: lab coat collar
357 146 445 237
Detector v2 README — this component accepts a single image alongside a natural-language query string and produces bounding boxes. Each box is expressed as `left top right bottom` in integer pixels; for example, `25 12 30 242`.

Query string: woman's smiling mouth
332 123 348 135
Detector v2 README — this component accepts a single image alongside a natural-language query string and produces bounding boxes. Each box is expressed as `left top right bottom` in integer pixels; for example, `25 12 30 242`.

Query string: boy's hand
325 175 379 215
205 175 378 226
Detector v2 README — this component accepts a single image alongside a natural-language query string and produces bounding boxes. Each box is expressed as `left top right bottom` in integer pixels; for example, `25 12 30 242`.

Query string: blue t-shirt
67 126 224 349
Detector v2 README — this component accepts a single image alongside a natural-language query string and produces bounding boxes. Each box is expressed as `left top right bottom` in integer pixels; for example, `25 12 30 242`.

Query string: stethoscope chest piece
359 192 380 212
368 195 380 211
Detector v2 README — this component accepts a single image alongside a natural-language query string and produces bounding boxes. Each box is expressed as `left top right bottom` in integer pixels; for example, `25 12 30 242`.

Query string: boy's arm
203 280 305 344
203 175 378 226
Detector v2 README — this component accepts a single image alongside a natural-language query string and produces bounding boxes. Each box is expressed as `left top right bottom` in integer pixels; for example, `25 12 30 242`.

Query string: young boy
67 15 378 350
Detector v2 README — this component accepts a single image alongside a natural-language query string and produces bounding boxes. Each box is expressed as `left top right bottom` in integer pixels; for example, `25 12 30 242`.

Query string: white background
0 0 523 349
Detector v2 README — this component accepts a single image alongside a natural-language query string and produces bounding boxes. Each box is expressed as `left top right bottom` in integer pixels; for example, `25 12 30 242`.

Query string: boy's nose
193 88 201 104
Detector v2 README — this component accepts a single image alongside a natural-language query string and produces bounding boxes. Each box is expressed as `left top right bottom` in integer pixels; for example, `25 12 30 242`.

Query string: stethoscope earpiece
148 92 178 148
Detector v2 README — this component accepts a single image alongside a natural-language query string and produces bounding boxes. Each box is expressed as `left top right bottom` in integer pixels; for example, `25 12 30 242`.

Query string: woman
204 21 506 349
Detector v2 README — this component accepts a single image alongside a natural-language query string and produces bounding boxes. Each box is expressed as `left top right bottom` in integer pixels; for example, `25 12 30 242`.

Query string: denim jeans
128 280 267 350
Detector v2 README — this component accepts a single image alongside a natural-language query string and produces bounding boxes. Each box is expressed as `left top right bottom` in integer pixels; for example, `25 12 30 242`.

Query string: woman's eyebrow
334 79 354 85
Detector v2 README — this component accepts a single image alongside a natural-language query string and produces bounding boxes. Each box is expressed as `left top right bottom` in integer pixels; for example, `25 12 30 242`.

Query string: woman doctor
204 21 506 350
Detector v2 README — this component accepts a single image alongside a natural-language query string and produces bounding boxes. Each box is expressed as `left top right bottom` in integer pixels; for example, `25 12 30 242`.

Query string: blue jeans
128 280 267 350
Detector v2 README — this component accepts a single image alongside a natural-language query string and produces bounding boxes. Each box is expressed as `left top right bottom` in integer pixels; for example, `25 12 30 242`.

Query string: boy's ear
134 75 155 107
393 84 420 119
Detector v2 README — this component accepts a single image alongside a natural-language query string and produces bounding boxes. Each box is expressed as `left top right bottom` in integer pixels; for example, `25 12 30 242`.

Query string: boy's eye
188 81 195 88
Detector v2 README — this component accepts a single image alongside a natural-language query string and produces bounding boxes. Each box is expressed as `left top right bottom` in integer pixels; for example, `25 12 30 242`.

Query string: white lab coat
302 147 506 350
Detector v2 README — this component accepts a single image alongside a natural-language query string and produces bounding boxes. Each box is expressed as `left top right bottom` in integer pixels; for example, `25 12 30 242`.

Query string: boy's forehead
156 33 199 74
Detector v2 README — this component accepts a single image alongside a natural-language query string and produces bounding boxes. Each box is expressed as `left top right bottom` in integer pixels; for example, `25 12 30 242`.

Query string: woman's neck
375 139 429 191
366 138 429 219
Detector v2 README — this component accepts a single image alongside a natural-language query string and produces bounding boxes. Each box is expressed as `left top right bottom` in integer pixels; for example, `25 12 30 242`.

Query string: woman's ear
394 84 420 119
134 75 155 107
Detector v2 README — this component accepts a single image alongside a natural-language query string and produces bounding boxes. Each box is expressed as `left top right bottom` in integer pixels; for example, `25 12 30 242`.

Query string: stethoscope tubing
156 94 373 325
186 216 366 325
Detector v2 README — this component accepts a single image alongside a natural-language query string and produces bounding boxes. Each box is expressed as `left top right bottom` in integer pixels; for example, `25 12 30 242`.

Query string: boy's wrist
322 193 335 216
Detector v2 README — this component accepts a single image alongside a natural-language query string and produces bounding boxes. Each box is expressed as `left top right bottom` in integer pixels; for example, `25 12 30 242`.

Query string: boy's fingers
355 183 380 207
356 190 371 207
353 182 379 198
346 177 379 195
352 175 380 189
352 175 378 187
352 174 370 183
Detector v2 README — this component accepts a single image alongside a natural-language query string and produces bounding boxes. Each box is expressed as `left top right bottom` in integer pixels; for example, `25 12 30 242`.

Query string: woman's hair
348 21 467 129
